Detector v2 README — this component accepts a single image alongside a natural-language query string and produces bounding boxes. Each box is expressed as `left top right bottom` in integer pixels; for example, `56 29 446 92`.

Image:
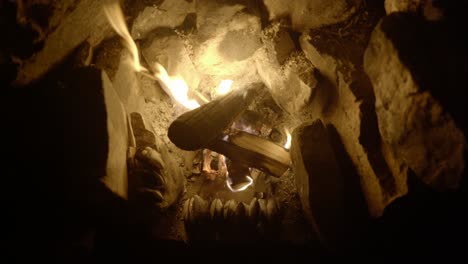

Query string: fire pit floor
142 90 311 242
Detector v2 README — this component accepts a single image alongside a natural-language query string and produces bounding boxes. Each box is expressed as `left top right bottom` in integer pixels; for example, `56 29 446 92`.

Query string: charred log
167 83 261 151
208 131 290 177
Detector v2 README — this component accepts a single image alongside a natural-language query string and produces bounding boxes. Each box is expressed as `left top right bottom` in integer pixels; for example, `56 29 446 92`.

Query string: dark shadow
3 55 134 262
358 91 397 196
327 124 371 251
314 72 339 116
368 169 468 258
381 11 468 135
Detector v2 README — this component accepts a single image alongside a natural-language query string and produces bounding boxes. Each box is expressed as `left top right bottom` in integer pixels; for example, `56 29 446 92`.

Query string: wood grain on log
168 83 261 151
209 132 291 177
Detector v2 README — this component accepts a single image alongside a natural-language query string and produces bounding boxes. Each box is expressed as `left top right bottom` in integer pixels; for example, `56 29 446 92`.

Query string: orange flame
103 1 147 73
103 1 202 110
284 128 292 150
153 63 200 110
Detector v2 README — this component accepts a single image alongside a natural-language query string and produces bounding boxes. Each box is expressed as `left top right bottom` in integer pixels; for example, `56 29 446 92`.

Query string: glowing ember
216 80 233 96
202 150 228 181
284 128 292 150
103 2 147 73
226 175 254 192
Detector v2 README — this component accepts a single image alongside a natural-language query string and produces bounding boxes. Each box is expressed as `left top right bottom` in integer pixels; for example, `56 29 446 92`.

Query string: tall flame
104 1 257 193
103 1 147 73
154 63 200 110
284 128 292 150
103 1 201 110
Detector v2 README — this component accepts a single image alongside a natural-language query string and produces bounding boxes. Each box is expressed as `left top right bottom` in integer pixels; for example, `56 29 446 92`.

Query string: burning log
167 83 261 151
168 82 290 177
209 132 290 177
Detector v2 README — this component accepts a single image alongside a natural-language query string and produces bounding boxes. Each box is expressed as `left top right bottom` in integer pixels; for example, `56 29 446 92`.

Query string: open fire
7 0 466 254
103 1 291 194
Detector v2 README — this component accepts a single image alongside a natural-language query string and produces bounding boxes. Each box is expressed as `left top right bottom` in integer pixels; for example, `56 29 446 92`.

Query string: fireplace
3 0 468 261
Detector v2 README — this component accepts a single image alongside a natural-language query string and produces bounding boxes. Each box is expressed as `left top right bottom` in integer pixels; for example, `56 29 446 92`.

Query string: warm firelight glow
154 63 200 110
104 1 254 193
216 80 233 96
284 128 292 150
103 1 201 110
226 174 254 193
103 2 147 73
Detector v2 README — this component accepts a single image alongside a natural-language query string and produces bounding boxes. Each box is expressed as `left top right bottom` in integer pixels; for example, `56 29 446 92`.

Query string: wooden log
229 131 290 166
209 132 291 177
167 83 262 151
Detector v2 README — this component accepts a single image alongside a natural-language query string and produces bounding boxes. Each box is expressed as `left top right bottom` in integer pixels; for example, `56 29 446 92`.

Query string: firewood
167 83 262 150
208 132 291 177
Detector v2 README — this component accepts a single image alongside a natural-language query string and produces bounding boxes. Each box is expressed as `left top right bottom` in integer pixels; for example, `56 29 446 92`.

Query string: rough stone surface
262 21 297 66
364 14 465 191
102 70 129 199
255 22 318 115
263 0 362 31
128 112 186 210
15 0 113 85
291 119 368 251
384 0 423 14
142 33 201 92
191 2 262 93
384 0 444 21
256 51 318 115
130 0 196 40
299 6 408 217
111 51 146 113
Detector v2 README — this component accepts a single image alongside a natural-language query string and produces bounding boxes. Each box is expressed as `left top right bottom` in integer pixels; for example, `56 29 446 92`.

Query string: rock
364 14 466 191
299 34 339 86
183 197 193 222
263 0 362 31
384 0 444 21
298 6 409 218
254 21 320 115
192 1 262 94
233 202 248 223
248 197 260 223
15 0 114 85
290 119 344 249
291 120 369 251
257 198 267 221
223 200 238 219
209 198 223 221
101 69 129 199
131 0 196 40
42 66 129 199
256 47 319 114
265 25 296 65
191 165 201 175
142 33 201 92
112 51 146 113
191 195 209 223
384 0 423 14
128 112 186 209
265 198 280 223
